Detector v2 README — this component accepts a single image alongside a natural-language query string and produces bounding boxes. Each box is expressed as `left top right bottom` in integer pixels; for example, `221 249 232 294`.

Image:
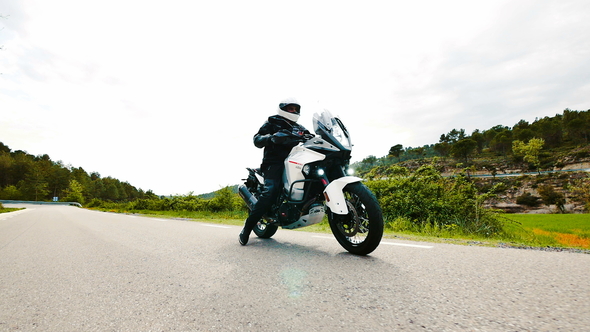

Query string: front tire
328 182 383 255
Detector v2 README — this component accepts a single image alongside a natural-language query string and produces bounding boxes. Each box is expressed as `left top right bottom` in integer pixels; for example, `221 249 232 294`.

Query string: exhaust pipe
238 184 257 210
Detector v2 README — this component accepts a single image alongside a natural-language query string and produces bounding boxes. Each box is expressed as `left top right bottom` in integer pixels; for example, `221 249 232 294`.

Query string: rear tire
245 182 279 239
253 221 278 238
328 182 383 255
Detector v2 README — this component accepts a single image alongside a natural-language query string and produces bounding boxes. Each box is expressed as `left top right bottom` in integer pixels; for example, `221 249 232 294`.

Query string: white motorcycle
238 111 383 255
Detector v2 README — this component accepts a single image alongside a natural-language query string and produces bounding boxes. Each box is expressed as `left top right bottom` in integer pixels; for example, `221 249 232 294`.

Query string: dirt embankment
476 167 589 214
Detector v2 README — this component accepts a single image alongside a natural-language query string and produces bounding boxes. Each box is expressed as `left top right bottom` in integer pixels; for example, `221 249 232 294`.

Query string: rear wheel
248 186 279 239
253 221 278 238
328 182 383 255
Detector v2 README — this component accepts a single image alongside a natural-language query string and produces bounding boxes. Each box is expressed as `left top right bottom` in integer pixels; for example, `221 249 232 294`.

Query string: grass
289 214 590 251
94 208 248 226
504 214 590 249
507 214 590 233
0 208 22 214
89 207 590 252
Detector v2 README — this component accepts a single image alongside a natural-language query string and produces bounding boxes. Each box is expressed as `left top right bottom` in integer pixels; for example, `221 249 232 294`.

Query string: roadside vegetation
1 109 588 250
85 196 589 251
83 165 589 251
0 202 21 214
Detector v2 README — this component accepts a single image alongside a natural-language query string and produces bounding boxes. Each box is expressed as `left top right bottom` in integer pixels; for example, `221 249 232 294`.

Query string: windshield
312 110 352 150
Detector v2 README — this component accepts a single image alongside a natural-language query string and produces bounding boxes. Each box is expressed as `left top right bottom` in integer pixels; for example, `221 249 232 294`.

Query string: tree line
0 142 156 203
356 108 590 173
433 108 589 159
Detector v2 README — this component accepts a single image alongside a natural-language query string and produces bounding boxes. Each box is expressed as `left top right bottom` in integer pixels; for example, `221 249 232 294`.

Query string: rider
239 98 311 245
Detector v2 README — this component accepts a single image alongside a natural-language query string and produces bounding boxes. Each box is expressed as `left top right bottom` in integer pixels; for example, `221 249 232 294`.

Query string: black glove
254 134 273 148
271 130 293 144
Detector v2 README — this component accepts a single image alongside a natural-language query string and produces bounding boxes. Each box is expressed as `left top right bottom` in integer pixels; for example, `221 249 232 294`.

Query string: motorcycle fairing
323 176 362 214
284 145 326 201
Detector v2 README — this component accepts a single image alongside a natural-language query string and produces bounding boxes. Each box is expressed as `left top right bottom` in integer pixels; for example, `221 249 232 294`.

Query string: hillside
353 109 590 214
0 142 156 203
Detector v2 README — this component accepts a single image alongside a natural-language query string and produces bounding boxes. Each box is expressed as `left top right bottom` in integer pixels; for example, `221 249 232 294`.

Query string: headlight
317 168 325 176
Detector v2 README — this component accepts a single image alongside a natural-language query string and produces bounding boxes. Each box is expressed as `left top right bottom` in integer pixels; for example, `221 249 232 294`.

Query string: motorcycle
238 110 384 255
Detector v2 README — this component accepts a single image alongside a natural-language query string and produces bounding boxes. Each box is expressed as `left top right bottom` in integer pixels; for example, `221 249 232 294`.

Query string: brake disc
337 200 360 237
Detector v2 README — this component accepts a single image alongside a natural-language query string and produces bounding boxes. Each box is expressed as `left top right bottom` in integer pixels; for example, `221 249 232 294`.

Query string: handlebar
273 129 315 144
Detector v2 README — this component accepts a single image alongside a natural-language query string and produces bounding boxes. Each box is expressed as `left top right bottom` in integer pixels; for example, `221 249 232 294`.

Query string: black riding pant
243 164 283 231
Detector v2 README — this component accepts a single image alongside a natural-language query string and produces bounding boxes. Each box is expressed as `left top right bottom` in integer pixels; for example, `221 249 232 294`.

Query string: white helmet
277 98 301 122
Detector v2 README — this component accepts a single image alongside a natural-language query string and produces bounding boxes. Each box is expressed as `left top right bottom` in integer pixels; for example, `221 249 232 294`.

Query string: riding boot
240 210 262 245
239 221 255 245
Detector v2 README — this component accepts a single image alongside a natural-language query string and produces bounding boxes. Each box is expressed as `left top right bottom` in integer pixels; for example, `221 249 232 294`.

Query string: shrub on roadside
85 187 245 214
366 165 505 237
537 184 566 213
516 193 541 207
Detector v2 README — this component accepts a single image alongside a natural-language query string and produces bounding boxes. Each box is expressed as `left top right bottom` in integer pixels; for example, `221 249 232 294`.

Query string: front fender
323 176 362 215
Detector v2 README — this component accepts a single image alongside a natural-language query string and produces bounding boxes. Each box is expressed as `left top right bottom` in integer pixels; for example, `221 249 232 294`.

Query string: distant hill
353 108 590 176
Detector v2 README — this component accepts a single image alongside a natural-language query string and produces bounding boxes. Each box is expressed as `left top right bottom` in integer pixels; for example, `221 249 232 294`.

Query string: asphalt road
1 204 588 332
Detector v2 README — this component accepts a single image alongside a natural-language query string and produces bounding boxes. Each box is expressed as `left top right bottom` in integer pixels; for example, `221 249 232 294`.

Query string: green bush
86 198 105 208
516 193 541 207
537 184 566 213
0 185 23 200
366 165 505 237
86 187 244 214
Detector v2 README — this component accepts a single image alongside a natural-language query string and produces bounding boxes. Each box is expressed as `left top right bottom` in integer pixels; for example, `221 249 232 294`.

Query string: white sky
1 0 589 196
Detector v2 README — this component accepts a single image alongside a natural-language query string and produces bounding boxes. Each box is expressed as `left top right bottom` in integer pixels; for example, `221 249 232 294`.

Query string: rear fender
323 176 362 215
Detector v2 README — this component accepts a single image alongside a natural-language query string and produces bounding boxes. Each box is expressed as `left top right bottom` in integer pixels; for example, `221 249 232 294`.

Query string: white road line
201 224 232 229
312 235 433 249
381 242 434 249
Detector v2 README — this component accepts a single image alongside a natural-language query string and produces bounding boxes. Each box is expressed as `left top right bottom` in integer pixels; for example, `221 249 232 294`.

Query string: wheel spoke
336 194 369 245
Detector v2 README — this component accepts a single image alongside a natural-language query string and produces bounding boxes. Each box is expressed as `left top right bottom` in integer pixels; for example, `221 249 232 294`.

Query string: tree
531 116 562 147
512 138 544 173
0 151 14 187
412 147 426 159
440 129 466 144
0 142 10 154
483 125 510 150
490 131 513 156
513 119 535 142
451 139 477 162
470 129 485 152
21 164 48 201
434 142 451 157
47 162 71 199
388 144 403 161
0 185 23 200
563 109 590 144
64 179 85 204
103 177 123 201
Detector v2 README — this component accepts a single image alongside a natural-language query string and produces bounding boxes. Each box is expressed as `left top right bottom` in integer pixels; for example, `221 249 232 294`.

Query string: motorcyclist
239 98 311 245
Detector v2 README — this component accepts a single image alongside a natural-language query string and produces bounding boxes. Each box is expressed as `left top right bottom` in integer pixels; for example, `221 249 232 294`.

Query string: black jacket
254 115 310 168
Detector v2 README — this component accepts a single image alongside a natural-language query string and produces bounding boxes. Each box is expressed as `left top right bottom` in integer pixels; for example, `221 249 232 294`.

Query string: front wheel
328 182 383 255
